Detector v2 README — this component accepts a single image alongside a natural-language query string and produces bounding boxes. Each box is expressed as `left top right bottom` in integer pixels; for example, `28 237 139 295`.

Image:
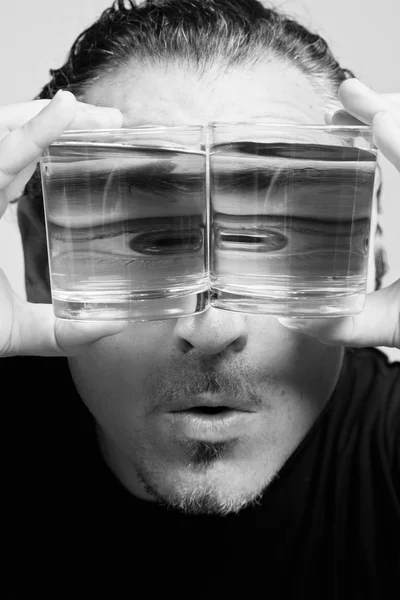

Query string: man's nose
172 307 248 355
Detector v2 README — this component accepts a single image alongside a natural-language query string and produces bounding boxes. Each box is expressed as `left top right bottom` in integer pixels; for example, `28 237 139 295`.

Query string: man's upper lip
167 394 256 412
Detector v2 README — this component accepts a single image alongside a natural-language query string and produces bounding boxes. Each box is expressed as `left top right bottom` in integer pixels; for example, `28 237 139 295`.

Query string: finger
0 126 10 143
327 92 400 126
372 111 400 171
0 160 37 218
379 93 400 107
278 281 400 349
54 319 128 357
330 111 365 126
338 79 400 125
1 161 37 205
0 100 53 129
0 97 123 131
0 90 76 190
14 301 128 357
329 101 400 128
72 101 123 130
325 93 400 126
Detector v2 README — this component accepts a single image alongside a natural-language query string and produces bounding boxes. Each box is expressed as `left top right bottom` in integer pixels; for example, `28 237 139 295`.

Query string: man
2 1 399 597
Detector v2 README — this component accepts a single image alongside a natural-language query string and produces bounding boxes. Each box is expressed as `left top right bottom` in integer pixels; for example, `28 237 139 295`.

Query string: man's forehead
84 60 332 127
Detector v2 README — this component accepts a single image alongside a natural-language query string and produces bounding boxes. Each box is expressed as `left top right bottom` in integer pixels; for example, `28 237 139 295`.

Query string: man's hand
280 79 400 349
0 91 128 357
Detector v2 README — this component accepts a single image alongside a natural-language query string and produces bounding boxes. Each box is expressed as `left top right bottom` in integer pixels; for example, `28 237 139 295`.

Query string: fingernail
105 107 124 126
278 318 307 330
345 79 377 96
83 104 123 126
84 104 120 116
82 102 105 113
51 89 65 104
50 89 75 107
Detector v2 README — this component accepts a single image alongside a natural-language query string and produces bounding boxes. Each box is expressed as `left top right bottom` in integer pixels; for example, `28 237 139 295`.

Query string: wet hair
19 0 387 302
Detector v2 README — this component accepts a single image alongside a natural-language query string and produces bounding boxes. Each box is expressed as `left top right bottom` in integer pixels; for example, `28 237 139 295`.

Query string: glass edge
51 124 373 148
210 122 372 131
60 124 372 131
51 126 206 147
56 125 204 136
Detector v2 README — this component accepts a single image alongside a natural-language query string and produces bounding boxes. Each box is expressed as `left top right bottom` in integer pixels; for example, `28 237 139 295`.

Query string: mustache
149 356 274 409
179 371 257 398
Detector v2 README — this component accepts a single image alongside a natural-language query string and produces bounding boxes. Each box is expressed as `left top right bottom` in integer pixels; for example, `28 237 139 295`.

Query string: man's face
68 59 344 514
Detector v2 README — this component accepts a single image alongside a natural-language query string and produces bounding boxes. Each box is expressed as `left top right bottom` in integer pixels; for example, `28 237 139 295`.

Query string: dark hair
37 0 355 101
19 0 387 302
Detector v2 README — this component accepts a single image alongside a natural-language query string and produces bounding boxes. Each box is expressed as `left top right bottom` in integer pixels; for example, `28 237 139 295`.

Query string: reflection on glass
41 141 207 320
210 139 377 316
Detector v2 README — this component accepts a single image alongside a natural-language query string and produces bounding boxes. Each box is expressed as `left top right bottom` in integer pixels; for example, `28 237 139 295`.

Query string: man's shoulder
322 347 399 446
347 346 400 368
329 347 400 456
344 346 399 394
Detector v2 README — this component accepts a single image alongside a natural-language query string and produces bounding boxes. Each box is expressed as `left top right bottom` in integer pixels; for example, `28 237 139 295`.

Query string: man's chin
135 456 274 516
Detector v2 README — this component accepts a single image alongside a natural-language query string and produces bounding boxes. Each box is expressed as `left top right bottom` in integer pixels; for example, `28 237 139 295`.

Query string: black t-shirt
5 348 400 599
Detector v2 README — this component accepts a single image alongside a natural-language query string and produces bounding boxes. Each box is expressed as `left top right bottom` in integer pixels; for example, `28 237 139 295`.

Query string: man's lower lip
165 410 255 441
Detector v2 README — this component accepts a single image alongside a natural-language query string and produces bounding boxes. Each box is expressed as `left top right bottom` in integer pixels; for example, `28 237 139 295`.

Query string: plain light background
0 0 399 361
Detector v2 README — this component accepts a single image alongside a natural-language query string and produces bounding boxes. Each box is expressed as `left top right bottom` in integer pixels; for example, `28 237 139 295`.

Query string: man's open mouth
166 393 258 418
165 399 257 441
175 406 237 415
